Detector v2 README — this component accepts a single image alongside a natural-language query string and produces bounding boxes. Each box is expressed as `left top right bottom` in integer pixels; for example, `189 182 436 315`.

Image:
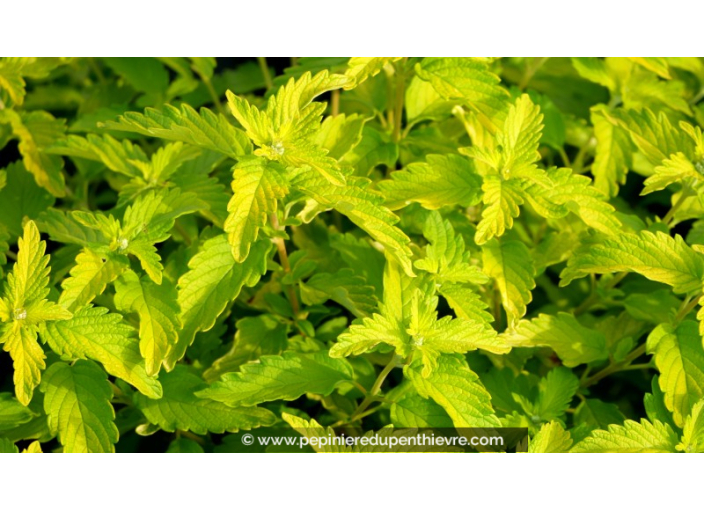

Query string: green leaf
331 262 506 374
292 168 414 276
528 167 621 235
0 162 55 238
591 105 632 197
574 399 626 431
203 314 288 382
227 71 348 185
224 156 288 262
134 366 276 434
0 438 19 453
533 367 579 422
390 391 454 428
571 419 678 453
114 271 180 376
41 360 118 453
415 211 488 286
502 312 608 367
344 57 400 89
0 393 36 431
196 351 353 407
528 422 573 453
103 57 169 95
646 321 704 427
300 268 377 318
602 107 692 166
0 221 71 405
415 57 508 131
406 354 501 428
678 398 704 453
379 154 482 210
439 283 494 324
39 306 162 399
59 249 126 312
0 109 66 197
171 236 270 368
561 231 704 294
47 133 146 178
482 238 535 327
101 103 252 159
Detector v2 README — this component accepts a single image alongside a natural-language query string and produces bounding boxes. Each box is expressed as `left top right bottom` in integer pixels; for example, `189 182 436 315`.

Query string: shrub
0 57 703 453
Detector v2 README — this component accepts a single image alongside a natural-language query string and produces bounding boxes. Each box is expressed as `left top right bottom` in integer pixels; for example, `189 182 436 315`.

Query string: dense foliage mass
1 57 704 453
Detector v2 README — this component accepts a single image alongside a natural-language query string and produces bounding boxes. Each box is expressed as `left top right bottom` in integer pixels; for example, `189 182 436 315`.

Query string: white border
2 1 702 55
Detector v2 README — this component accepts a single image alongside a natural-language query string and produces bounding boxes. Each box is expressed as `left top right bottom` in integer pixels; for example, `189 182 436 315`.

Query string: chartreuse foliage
1 57 704 453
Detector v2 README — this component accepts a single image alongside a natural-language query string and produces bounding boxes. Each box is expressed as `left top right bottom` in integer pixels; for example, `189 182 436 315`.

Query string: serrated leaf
203 314 288 382
0 393 36 431
575 399 626 431
48 133 146 178
101 103 251 158
379 154 482 210
439 283 494 324
0 109 66 197
172 236 270 368
1 325 45 406
502 312 608 367
561 231 704 294
134 366 275 434
331 263 506 373
301 268 377 318
415 210 488 285
474 176 525 244
528 422 573 453
527 167 621 235
224 156 288 262
602 107 692 166
292 168 414 276
36 208 108 246
646 321 704 427
114 271 180 376
415 57 508 131
591 105 632 197
41 360 118 453
678 398 704 453
344 57 400 89
39 306 162 399
390 391 454 428
0 221 71 405
197 351 353 406
59 248 126 311
406 355 500 428
482 238 535 327
571 419 678 453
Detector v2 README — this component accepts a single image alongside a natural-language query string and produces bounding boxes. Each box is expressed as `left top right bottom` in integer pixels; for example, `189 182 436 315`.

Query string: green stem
675 292 702 322
203 77 223 114
662 190 691 226
349 356 398 422
270 214 299 317
258 57 273 91
581 343 647 387
392 60 407 143
573 272 627 315
518 57 548 90
331 89 340 117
